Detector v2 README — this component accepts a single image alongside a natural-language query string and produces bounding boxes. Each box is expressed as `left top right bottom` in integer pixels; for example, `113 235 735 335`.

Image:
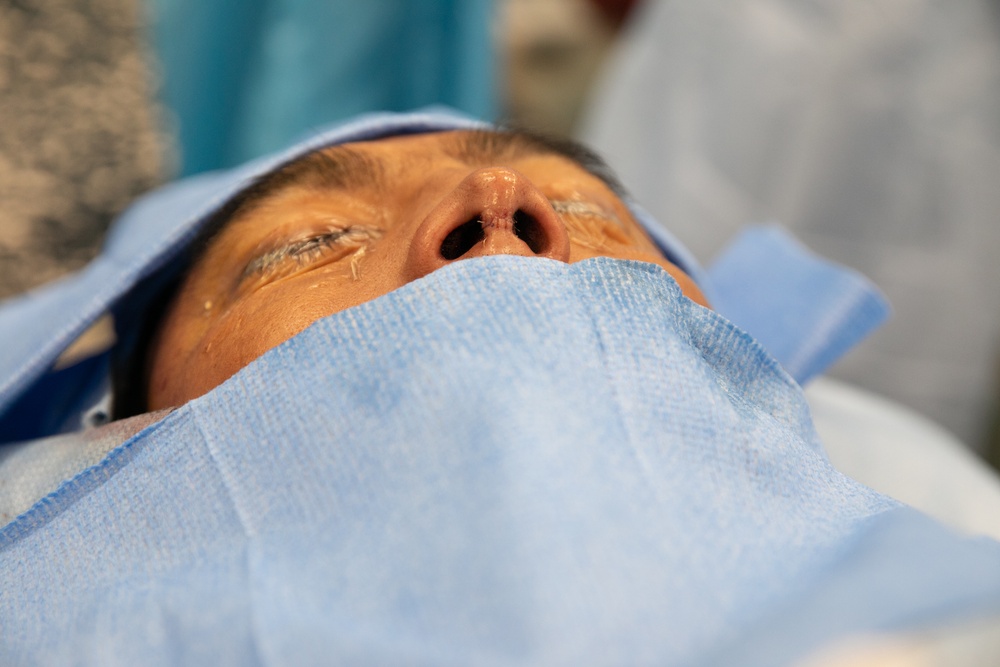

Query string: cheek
146 292 319 409
148 270 403 409
185 295 330 398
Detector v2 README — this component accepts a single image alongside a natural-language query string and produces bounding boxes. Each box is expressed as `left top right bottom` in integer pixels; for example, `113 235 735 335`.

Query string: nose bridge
403 166 571 281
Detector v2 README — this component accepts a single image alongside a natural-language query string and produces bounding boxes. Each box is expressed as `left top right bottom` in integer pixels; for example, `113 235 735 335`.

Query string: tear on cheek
348 243 370 280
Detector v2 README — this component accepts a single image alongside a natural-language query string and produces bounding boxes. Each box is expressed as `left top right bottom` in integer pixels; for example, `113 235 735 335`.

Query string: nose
404 167 572 280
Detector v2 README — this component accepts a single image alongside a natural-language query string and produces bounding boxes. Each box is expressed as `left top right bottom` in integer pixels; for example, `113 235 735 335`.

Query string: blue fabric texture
147 0 497 175
1 257 998 665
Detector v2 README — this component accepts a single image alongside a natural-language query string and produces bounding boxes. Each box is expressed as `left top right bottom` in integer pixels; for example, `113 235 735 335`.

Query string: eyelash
243 226 380 280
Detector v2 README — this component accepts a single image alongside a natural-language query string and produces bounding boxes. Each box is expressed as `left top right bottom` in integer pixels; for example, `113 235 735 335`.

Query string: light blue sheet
1 257 997 665
1 110 965 665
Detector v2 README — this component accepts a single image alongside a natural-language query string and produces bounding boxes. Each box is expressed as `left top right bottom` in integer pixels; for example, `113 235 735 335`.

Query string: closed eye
549 199 631 250
241 225 382 282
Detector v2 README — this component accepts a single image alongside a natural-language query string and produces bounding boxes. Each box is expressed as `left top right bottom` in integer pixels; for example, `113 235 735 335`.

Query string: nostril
440 218 486 260
513 209 547 254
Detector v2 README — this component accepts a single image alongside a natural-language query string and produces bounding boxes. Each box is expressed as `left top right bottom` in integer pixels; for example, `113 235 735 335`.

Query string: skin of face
146 130 708 410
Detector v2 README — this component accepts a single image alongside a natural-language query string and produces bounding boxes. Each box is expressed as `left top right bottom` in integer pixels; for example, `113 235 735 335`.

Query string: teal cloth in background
147 0 496 175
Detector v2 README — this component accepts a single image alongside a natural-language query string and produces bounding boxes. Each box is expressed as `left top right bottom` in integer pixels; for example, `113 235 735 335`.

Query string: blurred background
1 0 998 464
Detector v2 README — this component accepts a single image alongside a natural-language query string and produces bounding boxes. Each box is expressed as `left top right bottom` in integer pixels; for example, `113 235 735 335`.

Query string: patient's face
147 130 707 409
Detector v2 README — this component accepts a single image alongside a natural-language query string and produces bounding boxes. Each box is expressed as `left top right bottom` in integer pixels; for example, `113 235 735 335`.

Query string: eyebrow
224 146 386 221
